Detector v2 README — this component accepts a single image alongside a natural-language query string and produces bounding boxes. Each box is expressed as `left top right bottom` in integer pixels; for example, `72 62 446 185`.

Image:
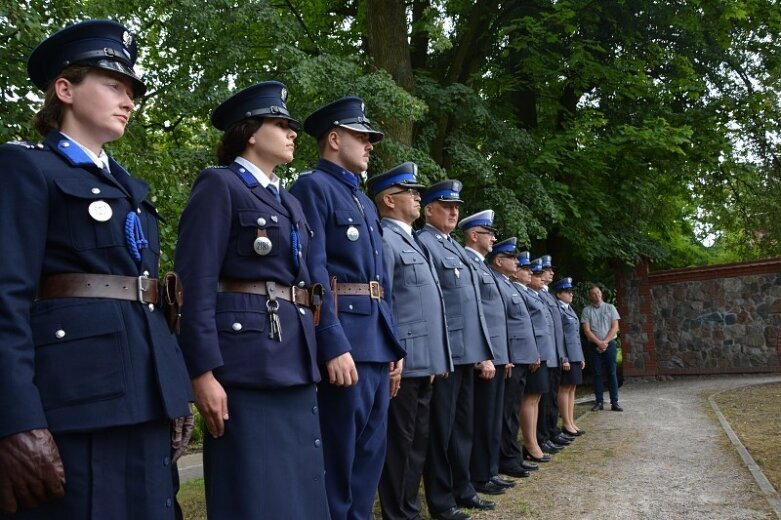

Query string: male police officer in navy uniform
417 181 495 520
368 163 453 520
0 20 192 519
458 212 513 498
289 97 405 520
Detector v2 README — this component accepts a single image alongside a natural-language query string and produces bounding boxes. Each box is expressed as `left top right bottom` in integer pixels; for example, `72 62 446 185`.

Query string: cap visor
339 123 384 143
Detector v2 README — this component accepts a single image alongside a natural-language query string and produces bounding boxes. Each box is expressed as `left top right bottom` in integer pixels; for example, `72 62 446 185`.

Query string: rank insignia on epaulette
7 140 43 150
298 170 314 177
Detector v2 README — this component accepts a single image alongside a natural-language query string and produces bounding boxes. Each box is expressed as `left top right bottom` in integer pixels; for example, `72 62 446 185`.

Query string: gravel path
482 374 781 520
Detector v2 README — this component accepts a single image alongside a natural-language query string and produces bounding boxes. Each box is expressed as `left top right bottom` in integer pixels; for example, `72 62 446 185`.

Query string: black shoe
611 403 624 411
456 495 496 511
541 441 561 454
499 464 530 478
520 460 539 471
591 403 604 411
431 507 472 520
472 480 506 495
523 447 551 463
553 434 572 445
490 475 516 488
563 428 583 436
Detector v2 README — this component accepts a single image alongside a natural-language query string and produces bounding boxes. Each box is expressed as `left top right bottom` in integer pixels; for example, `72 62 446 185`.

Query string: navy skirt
203 384 329 520
560 363 583 386
524 363 549 395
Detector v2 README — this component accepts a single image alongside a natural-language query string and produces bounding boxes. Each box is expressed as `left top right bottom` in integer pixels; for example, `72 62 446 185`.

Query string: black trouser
499 364 528 469
471 365 506 483
423 365 475 514
379 376 433 520
537 365 561 443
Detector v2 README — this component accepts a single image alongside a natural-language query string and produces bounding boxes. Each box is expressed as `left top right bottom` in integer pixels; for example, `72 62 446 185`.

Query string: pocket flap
216 310 266 333
237 210 279 228
397 320 428 339
400 251 424 265
334 210 362 227
32 301 124 346
441 256 462 269
54 178 126 200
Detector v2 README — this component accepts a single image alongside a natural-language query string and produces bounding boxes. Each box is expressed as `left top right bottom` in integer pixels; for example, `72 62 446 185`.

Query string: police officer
289 97 404 520
174 82 329 519
0 20 192 518
368 163 453 520
518 259 553 463
536 255 575 449
459 213 513 497
492 249 539 478
417 181 495 520
552 277 587 436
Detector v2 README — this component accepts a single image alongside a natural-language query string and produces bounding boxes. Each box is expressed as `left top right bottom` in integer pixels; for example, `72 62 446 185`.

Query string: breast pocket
400 251 429 287
439 256 464 288
334 209 363 245
54 178 128 251
236 210 281 257
479 272 496 299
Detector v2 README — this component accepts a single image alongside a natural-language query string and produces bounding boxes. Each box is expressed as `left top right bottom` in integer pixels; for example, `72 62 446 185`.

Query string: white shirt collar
465 246 484 260
60 132 110 171
385 218 413 236
235 156 280 191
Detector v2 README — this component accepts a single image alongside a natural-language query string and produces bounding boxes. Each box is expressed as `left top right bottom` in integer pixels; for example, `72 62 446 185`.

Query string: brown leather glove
0 428 66 515
171 409 195 463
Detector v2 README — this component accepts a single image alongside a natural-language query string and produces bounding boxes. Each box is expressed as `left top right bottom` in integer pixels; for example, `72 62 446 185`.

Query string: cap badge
361 101 366 114
122 30 133 48
280 87 287 101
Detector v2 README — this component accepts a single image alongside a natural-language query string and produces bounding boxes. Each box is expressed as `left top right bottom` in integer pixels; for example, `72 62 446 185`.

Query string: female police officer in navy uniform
174 82 330 519
0 20 192 519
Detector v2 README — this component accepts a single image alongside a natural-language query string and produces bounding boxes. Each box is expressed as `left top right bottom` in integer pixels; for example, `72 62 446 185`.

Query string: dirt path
477 374 781 520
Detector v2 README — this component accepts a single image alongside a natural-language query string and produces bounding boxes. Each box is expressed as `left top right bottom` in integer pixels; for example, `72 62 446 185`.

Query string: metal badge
346 225 360 241
256 217 267 227
454 267 460 279
123 31 133 48
254 236 273 256
281 87 288 101
270 215 279 223
88 200 112 222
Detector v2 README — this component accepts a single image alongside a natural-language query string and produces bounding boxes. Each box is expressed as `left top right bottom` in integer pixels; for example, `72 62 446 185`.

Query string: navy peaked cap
489 237 517 257
517 251 532 268
367 162 425 198
303 96 383 143
458 209 496 232
540 255 554 269
212 81 299 131
28 19 146 97
530 258 545 274
552 277 574 292
421 180 464 206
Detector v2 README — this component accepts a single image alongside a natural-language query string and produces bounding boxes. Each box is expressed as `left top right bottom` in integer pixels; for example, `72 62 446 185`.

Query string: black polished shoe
490 475 516 488
591 403 603 411
523 447 551 463
563 427 583 436
456 495 496 511
553 434 572 445
541 441 561 454
472 480 506 495
499 464 530 478
611 403 624 411
520 460 539 471
431 506 472 520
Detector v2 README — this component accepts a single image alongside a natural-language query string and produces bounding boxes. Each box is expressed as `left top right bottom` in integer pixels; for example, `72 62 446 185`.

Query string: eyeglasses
475 231 497 238
388 188 420 197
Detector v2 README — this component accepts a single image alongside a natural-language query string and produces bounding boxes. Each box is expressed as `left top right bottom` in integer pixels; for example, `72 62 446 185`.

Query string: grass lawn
713 382 781 494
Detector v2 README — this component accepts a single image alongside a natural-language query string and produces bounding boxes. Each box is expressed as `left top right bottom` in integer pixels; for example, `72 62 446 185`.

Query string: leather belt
335 281 384 300
217 279 311 307
38 273 159 304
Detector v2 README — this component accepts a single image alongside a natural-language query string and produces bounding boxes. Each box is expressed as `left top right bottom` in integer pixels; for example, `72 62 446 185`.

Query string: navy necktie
266 184 281 203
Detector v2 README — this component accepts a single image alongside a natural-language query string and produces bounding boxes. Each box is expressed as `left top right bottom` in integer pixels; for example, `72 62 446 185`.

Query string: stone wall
615 258 781 377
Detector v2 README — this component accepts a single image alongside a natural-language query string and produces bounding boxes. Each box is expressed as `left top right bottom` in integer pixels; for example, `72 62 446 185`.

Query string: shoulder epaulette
298 170 315 177
206 165 229 170
6 140 45 150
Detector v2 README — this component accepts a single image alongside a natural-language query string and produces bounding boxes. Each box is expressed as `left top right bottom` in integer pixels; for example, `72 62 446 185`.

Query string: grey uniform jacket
557 301 586 363
518 286 555 364
416 225 493 365
381 218 452 377
492 271 538 364
459 250 507 365
540 289 565 366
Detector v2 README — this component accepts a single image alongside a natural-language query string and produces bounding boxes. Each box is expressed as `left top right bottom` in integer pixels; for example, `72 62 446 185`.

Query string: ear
326 129 340 152
54 77 75 105
382 192 395 209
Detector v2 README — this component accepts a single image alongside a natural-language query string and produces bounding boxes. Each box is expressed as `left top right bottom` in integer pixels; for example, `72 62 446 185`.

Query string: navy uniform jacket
491 271 538 364
289 160 403 363
175 162 321 388
462 250 507 365
540 289 565 365
518 285 554 364
557 302 586 363
416 225 493 365
0 132 192 438
381 218 452 377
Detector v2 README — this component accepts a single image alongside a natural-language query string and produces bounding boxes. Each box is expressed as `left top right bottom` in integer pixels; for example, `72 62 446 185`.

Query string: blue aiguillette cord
125 211 148 264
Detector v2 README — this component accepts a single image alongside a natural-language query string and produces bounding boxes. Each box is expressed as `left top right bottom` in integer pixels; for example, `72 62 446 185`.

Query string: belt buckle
369 281 382 300
290 286 300 305
137 275 151 303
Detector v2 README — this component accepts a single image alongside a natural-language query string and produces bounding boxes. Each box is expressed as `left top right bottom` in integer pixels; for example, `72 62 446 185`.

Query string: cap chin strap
64 48 132 67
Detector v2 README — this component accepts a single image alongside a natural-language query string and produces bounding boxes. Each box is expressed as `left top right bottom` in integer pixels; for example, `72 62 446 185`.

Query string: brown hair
31 65 92 136
216 118 264 165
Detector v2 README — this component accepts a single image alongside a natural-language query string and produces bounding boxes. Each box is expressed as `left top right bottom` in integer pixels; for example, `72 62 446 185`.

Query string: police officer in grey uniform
458 212 513 497
418 181 495 520
368 163 452 520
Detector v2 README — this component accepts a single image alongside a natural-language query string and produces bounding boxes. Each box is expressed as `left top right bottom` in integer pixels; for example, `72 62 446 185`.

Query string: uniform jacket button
55 329 66 339
232 322 242 331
